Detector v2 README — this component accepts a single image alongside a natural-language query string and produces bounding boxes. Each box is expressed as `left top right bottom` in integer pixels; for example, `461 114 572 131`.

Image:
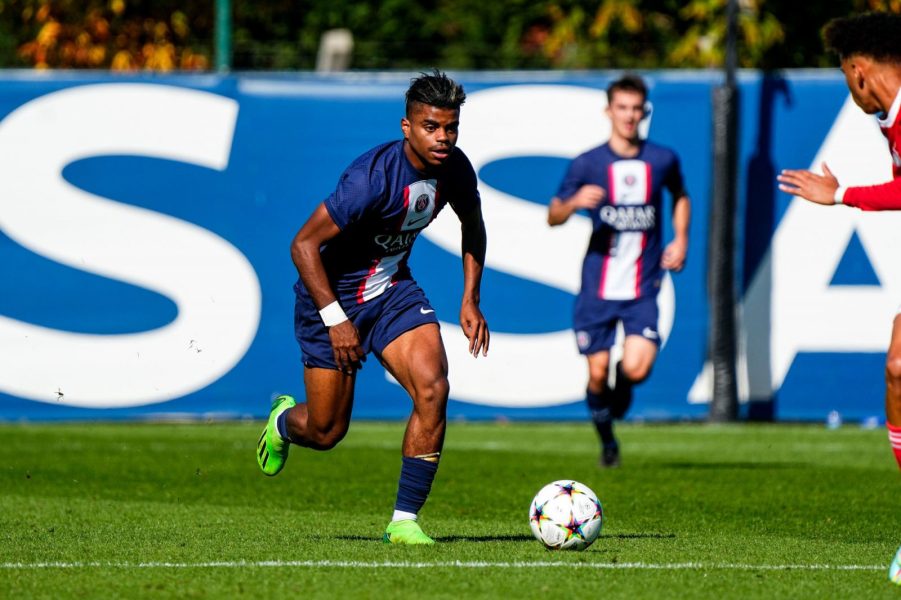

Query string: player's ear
850 60 867 90
400 117 411 139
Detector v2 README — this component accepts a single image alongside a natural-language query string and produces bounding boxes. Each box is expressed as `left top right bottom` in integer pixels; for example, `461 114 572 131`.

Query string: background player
256 70 489 544
548 74 690 467
777 12 901 471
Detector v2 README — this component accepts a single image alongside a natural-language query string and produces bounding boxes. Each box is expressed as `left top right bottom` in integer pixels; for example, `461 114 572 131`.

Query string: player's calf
299 421 350 450
884 349 901 470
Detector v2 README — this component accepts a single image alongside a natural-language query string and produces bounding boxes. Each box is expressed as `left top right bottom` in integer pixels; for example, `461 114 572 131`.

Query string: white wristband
834 186 847 204
319 301 348 327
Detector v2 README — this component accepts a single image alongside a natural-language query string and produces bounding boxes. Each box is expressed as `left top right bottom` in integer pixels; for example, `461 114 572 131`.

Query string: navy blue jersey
306 140 480 305
557 141 685 302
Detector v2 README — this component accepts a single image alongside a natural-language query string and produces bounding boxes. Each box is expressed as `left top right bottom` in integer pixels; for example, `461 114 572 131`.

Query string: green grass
0 421 898 598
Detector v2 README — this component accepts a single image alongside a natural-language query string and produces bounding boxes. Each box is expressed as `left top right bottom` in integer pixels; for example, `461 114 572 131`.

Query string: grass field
1 420 899 598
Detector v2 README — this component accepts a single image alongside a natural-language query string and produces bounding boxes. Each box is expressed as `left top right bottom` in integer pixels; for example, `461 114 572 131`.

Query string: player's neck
607 134 641 158
402 140 433 175
870 64 901 117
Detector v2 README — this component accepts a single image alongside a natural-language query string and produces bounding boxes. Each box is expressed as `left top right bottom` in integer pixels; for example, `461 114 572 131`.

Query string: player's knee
413 373 449 412
886 352 901 388
587 366 609 390
423 374 450 404
621 361 651 384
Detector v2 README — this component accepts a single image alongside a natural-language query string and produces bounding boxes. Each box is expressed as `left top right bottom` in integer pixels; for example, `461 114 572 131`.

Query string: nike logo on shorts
420 307 435 314
642 327 659 340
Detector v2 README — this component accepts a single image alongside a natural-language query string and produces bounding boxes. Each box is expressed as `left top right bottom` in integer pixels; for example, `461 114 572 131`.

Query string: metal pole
215 0 232 72
724 0 738 85
708 0 739 422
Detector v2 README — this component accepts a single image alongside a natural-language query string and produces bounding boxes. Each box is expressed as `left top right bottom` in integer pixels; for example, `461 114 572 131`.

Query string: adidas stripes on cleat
256 394 296 476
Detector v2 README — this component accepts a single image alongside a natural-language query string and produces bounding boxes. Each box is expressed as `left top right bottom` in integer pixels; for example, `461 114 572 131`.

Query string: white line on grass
0 560 884 571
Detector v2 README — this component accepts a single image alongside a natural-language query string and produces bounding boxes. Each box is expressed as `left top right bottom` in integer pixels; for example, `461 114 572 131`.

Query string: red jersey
843 90 901 210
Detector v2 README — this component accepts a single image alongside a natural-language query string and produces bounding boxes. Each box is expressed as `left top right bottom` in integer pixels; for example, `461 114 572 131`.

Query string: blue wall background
0 70 889 422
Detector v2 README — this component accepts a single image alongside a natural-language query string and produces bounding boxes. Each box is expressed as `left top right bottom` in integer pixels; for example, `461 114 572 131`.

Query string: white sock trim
392 510 417 522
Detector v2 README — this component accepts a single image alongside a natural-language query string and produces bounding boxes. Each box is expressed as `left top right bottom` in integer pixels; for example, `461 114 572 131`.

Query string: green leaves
0 1 891 70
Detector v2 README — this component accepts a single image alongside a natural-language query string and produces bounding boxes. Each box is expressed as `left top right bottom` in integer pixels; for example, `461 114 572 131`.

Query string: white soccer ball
529 480 603 550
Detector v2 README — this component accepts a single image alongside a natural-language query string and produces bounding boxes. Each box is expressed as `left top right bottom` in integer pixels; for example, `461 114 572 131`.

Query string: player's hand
328 321 365 374
661 236 687 272
569 184 605 210
460 299 489 358
777 163 839 205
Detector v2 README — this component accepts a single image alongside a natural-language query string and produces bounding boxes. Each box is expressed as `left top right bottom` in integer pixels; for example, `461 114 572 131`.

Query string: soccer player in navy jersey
548 74 690 468
256 70 489 544
778 12 901 471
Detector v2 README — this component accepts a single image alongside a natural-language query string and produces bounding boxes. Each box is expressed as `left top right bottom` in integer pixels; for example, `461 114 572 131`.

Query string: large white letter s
0 84 260 408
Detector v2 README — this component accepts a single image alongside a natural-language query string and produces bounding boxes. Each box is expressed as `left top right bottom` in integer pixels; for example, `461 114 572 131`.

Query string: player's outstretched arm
459 206 489 357
547 184 606 226
777 163 839 205
291 203 364 373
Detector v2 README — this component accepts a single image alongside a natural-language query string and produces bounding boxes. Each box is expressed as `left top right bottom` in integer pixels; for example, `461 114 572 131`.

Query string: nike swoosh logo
642 327 659 339
407 215 430 227
420 307 435 314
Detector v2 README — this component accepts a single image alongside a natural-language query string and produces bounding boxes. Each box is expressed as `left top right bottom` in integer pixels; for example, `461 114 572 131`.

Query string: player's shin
610 362 635 419
586 389 616 447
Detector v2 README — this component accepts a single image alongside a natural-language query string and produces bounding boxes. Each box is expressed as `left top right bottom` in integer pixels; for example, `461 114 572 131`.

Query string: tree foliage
0 0 210 70
0 0 898 71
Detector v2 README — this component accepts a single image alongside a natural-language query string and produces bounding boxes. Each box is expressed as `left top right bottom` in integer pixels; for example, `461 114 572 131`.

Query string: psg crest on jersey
414 194 430 212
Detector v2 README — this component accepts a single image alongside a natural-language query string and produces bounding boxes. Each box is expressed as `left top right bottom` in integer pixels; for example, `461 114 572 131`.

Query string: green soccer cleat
256 394 296 476
382 520 435 545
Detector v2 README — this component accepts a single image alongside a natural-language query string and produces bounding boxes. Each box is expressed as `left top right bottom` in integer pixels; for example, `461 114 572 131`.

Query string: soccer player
548 74 690 467
777 12 901 471
256 70 490 544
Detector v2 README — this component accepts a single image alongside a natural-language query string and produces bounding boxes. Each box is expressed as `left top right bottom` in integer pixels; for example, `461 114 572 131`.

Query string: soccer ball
889 544 901 584
529 480 603 550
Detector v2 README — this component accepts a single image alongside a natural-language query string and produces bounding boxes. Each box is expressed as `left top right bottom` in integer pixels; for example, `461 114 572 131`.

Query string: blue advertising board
0 70 894 422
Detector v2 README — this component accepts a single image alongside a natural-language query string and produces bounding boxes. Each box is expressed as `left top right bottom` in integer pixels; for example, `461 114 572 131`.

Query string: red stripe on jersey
598 163 617 299
645 162 653 201
356 258 380 304
635 232 648 297
633 163 652 297
396 185 411 230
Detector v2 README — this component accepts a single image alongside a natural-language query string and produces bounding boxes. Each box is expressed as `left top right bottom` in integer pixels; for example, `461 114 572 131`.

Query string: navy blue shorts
294 279 439 370
573 294 660 355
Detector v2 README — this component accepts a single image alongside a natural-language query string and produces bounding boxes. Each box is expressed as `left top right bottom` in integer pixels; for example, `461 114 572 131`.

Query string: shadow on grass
605 532 676 540
335 533 536 543
334 532 675 543
660 461 805 470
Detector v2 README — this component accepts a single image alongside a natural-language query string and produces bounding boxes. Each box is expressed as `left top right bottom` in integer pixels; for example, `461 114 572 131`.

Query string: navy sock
611 363 634 419
394 456 439 515
586 389 617 447
276 409 291 443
